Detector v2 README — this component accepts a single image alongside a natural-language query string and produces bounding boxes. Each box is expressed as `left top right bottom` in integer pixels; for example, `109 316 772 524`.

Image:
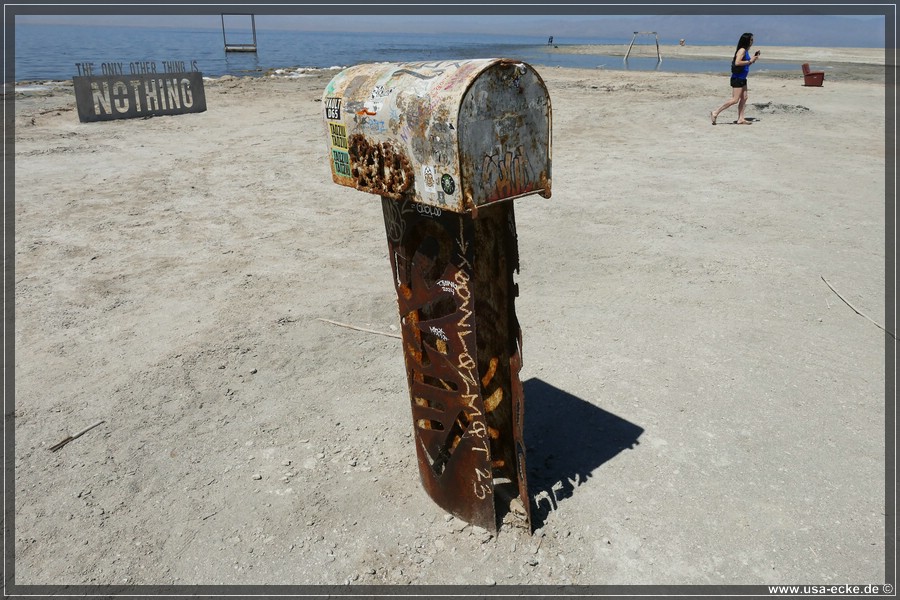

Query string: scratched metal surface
323 59 552 213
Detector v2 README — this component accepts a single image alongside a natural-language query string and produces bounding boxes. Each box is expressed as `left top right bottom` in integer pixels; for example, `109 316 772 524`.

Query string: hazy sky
13 11 887 47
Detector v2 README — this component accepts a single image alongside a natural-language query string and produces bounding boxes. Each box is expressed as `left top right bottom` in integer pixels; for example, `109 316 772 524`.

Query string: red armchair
802 63 825 86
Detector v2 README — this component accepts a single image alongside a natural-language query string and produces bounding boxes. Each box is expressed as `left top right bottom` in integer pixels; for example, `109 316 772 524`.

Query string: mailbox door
457 61 552 208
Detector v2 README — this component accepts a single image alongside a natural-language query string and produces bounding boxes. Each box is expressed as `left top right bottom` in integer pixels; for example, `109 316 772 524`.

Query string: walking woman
711 32 760 125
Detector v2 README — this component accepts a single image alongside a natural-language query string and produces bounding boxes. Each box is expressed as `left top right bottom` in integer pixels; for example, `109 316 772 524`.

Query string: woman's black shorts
730 76 748 88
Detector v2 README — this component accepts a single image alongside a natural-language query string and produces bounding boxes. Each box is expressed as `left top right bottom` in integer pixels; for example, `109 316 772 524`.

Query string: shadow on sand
523 378 644 529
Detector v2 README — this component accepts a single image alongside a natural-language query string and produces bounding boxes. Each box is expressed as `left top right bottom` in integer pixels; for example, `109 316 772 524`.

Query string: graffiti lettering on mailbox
430 61 481 96
379 196 532 528
481 145 534 202
453 273 485 418
387 211 485 482
400 60 465 74
387 106 403 137
393 68 441 80
416 203 442 218
455 218 470 269
360 118 387 135
392 61 467 85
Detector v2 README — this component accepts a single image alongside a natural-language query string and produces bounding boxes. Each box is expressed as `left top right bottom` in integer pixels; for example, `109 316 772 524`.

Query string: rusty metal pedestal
381 197 530 531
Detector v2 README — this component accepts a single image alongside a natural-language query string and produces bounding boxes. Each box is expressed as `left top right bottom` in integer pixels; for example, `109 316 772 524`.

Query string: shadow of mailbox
523 378 644 527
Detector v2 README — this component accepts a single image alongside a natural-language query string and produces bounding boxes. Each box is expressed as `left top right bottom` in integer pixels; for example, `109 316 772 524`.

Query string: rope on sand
821 276 895 340
317 318 402 340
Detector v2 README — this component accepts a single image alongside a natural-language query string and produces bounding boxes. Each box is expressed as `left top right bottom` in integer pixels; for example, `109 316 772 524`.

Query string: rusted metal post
380 197 529 530
323 59 551 532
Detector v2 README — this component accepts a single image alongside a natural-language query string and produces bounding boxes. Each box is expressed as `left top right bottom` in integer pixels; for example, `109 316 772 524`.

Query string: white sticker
422 165 437 193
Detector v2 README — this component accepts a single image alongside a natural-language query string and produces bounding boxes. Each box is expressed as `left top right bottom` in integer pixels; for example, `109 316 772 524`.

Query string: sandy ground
9 45 889 590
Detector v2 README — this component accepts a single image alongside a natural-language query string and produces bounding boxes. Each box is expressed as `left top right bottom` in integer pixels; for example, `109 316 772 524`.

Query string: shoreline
9 64 887 92
8 45 888 87
547 43 887 65
544 43 887 83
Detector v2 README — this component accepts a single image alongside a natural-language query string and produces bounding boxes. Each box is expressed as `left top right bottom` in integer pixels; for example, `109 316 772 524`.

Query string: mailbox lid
323 59 551 213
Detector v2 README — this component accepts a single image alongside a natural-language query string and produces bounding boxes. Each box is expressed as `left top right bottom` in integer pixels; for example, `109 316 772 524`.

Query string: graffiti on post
378 197 532 531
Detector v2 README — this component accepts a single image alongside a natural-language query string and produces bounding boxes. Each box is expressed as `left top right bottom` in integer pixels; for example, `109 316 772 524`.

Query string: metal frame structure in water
222 13 257 53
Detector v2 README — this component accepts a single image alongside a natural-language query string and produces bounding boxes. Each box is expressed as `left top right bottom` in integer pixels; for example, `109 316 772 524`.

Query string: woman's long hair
735 32 754 56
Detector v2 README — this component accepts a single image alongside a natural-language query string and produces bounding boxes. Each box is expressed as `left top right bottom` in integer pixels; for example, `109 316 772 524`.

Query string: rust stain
484 387 503 412
348 134 414 199
539 171 552 199
481 357 499 388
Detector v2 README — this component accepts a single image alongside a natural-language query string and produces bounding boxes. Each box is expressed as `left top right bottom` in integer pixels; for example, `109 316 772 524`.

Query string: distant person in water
548 36 553 45
711 32 760 125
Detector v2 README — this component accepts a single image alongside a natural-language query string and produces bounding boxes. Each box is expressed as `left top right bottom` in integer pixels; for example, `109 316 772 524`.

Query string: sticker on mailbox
422 165 437 193
329 122 351 178
441 174 456 195
329 123 348 150
332 149 351 177
324 97 342 121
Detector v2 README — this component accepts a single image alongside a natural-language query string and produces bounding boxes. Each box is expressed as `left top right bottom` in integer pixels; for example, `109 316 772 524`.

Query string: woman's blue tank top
735 50 750 78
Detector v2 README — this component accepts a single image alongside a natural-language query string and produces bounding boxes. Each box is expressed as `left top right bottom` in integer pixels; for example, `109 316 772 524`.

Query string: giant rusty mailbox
323 59 551 532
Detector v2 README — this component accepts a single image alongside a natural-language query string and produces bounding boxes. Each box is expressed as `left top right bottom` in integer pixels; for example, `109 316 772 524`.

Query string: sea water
14 23 807 82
